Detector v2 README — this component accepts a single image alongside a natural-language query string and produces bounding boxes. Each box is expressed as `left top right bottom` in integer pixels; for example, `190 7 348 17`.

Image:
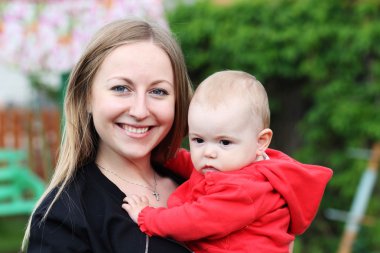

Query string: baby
123 70 333 253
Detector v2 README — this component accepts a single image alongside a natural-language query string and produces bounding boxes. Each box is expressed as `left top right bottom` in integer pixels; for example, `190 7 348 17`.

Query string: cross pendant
152 191 160 201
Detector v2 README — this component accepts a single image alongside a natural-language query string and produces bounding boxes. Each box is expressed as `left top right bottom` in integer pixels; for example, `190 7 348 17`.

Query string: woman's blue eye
150 88 168 96
112 85 130 93
220 140 231 146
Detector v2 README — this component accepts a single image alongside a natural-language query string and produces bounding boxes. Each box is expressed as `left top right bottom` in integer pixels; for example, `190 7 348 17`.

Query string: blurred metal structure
337 143 380 253
0 149 45 216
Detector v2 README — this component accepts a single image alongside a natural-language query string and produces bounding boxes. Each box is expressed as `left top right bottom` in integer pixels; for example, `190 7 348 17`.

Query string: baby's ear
257 128 273 155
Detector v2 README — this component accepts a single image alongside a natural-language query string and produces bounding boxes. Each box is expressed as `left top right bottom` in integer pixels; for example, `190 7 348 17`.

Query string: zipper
145 235 149 253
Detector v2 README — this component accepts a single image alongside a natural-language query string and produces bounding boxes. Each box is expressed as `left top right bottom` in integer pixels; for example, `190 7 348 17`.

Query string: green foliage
0 217 28 253
168 0 380 252
29 73 61 102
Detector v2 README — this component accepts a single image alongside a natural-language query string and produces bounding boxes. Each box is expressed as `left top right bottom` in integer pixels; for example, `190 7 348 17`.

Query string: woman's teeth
125 125 149 134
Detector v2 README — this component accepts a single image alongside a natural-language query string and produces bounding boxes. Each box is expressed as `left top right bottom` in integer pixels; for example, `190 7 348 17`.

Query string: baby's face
188 99 262 174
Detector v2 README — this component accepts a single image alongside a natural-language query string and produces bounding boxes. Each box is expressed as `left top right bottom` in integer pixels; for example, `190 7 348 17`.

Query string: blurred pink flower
0 0 167 74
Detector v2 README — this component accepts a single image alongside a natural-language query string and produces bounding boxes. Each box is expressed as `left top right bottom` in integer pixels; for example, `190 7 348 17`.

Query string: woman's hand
122 195 150 223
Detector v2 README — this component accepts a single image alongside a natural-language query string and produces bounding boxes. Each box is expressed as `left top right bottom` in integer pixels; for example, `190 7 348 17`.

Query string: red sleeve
138 176 279 241
164 148 193 179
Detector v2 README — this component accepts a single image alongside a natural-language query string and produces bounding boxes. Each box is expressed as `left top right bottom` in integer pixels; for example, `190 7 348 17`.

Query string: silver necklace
96 163 160 201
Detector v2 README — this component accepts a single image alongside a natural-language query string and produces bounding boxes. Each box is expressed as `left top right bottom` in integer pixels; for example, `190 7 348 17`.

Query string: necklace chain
96 163 160 201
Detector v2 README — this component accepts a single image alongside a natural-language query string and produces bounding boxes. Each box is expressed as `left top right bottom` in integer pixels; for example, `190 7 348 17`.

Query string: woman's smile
117 123 151 137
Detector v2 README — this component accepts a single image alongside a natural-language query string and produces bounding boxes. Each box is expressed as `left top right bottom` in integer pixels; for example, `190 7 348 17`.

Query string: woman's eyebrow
106 77 133 84
107 77 173 87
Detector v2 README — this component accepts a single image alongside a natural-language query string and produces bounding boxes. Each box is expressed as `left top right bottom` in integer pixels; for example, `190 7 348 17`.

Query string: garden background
0 0 379 252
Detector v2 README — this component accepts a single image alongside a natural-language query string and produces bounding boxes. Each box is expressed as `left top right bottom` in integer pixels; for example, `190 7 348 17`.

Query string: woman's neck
95 145 155 183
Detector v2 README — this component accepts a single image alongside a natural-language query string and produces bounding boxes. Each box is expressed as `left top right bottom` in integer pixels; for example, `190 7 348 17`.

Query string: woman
23 19 193 253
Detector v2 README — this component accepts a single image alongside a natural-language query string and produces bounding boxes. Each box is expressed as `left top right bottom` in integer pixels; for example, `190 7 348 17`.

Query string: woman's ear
256 128 273 155
87 93 93 114
87 103 92 114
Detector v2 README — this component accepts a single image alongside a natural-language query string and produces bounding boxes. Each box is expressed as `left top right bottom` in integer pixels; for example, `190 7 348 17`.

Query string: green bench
0 149 45 216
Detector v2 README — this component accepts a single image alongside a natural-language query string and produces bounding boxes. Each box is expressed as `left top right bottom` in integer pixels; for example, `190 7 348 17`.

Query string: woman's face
90 41 175 162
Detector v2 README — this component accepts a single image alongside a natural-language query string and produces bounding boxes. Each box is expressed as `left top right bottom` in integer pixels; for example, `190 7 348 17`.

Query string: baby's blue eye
192 138 204 144
220 140 231 146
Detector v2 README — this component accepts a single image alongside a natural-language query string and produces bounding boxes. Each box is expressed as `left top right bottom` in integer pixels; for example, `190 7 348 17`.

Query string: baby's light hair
192 70 270 129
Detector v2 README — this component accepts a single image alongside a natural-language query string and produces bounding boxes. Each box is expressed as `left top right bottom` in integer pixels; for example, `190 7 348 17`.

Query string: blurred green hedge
167 0 380 252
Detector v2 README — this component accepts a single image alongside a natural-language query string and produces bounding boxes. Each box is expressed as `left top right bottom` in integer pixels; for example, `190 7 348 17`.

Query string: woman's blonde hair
22 19 192 249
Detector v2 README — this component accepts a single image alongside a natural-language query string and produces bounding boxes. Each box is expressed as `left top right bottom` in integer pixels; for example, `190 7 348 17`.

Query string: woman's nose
128 94 150 119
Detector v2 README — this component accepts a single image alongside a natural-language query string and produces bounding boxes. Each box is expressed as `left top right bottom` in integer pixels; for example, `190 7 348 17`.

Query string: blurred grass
0 216 29 253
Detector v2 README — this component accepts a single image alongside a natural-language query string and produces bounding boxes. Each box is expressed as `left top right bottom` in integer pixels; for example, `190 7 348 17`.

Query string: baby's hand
122 195 150 223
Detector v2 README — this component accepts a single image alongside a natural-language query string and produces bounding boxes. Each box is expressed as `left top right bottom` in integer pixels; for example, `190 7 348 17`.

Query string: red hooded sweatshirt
138 148 333 253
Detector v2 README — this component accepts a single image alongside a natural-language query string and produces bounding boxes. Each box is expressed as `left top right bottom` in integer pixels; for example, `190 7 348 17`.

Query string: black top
27 162 192 253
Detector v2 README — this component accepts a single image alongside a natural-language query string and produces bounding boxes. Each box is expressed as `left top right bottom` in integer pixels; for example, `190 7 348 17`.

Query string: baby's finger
124 195 139 205
140 195 149 204
121 203 130 211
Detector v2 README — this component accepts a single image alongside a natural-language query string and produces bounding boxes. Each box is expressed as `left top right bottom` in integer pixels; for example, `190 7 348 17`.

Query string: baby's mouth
201 166 219 174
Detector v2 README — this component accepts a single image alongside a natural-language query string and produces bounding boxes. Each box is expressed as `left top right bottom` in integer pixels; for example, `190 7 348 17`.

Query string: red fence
0 108 61 180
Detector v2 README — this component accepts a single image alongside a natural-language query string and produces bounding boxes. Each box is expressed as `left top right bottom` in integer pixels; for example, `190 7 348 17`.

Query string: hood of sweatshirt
254 148 333 235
